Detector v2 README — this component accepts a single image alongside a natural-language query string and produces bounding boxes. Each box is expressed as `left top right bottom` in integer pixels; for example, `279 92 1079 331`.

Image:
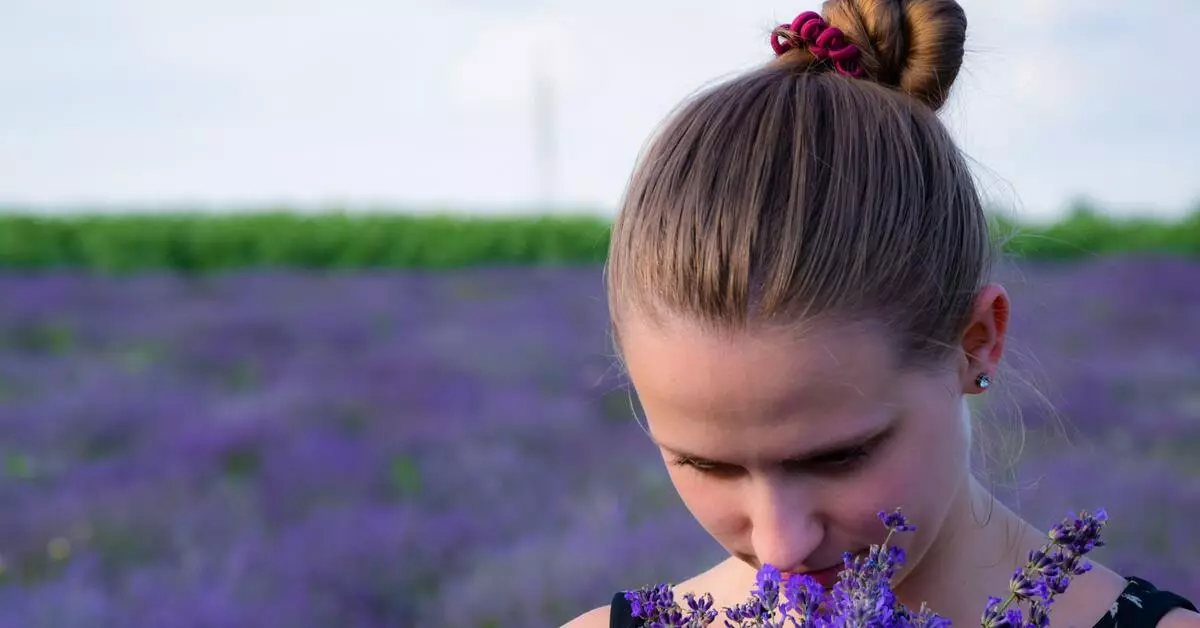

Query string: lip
779 551 866 587
780 564 841 588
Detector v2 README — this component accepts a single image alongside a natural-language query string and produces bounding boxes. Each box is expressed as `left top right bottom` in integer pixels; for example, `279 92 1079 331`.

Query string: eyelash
670 445 873 476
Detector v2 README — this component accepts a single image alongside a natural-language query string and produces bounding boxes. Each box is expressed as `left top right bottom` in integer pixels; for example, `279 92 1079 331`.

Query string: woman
563 1 1199 626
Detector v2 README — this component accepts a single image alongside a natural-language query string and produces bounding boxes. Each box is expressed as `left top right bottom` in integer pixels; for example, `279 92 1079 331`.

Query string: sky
2 0 1198 222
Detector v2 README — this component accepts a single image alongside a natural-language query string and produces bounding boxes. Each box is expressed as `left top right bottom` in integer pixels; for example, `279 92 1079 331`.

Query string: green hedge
0 206 1197 273
0 213 613 273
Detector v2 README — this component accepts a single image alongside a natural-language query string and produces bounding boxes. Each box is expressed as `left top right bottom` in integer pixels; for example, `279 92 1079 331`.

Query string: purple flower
879 509 917 533
684 592 719 625
781 574 825 623
5 264 1165 625
1026 549 1061 580
1048 509 1108 556
1008 568 1048 601
623 507 1109 628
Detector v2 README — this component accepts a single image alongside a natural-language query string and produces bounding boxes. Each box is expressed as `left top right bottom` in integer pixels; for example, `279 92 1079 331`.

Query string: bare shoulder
560 604 610 628
1158 608 1200 628
673 559 734 601
559 560 738 628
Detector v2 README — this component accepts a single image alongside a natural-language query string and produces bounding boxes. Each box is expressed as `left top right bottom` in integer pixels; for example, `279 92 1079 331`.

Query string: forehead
618 316 900 433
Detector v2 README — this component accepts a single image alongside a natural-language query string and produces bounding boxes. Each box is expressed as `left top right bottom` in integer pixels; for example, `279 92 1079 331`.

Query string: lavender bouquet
624 507 1109 628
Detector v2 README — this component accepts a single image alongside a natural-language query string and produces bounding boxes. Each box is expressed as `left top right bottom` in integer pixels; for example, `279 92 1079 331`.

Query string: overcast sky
2 0 1197 221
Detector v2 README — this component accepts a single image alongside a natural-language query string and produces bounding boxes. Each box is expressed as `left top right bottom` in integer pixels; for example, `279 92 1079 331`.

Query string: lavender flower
624 507 1109 628
4 263 1176 625
979 508 1109 628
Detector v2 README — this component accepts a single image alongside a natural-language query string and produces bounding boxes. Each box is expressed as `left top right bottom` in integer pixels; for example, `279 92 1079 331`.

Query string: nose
749 481 824 573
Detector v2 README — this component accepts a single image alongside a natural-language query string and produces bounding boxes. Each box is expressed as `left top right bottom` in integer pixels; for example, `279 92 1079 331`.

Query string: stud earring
975 372 991 390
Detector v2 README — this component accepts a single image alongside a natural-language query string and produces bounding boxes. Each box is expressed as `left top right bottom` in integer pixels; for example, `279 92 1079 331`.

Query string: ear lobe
960 283 1010 392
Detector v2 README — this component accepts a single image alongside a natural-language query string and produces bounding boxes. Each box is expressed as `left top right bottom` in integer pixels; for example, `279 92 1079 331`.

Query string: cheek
836 432 965 538
827 468 921 543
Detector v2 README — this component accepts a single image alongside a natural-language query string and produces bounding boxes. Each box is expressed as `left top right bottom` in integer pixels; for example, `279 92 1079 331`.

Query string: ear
958 283 1010 395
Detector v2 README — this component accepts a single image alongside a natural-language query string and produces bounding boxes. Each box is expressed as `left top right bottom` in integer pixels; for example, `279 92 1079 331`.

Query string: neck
892 475 1045 625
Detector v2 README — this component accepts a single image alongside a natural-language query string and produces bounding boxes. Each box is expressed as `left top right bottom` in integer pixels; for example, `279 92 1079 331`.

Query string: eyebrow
652 419 898 466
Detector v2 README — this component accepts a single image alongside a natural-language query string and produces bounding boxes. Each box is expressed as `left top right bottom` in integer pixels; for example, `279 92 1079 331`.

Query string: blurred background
1 1 1198 626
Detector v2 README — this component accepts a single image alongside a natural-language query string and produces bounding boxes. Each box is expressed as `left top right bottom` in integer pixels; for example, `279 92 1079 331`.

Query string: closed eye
669 455 740 478
670 454 722 472
670 444 875 477
663 421 894 478
792 445 871 473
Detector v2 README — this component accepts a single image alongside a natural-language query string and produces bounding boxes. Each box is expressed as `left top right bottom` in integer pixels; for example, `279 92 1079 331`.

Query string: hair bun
821 0 968 111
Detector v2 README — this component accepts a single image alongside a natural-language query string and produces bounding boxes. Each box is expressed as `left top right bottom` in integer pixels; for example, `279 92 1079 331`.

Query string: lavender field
1 258 1198 627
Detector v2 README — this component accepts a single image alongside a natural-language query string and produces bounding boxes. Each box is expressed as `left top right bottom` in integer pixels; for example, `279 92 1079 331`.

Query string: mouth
780 567 840 590
779 550 868 585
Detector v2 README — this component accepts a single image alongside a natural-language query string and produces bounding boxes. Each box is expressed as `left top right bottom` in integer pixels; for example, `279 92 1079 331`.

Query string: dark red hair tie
771 11 866 78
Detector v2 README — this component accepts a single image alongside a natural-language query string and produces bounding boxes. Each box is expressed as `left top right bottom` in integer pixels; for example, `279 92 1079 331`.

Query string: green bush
0 204 1197 273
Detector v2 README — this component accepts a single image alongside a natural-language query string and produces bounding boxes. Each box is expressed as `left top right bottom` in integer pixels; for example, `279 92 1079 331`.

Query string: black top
609 576 1197 628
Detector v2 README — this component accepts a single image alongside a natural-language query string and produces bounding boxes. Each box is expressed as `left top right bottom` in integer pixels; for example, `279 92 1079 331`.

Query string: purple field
1 258 1198 627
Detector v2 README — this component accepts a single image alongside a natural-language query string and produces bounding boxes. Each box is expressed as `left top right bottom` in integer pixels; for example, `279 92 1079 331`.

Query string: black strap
1091 577 1197 628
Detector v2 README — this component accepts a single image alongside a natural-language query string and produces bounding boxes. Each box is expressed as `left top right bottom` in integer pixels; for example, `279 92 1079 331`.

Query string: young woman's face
618 315 977 588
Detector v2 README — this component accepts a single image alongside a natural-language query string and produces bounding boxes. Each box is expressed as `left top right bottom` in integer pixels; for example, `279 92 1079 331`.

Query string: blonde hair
605 0 996 372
